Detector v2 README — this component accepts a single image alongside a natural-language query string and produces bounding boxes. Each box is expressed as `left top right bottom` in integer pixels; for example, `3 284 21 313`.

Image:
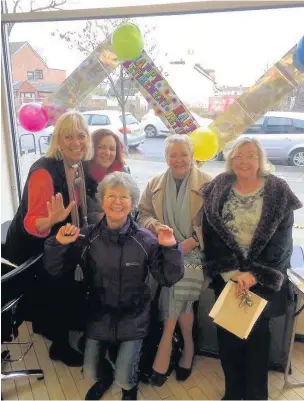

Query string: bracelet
192 236 200 248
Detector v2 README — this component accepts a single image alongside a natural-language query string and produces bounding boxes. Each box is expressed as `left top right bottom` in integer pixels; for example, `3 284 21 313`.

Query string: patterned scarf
163 169 204 301
62 155 88 281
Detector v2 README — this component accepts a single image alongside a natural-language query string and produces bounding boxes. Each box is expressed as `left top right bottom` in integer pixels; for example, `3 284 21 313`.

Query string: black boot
49 341 83 367
85 376 113 400
122 385 138 400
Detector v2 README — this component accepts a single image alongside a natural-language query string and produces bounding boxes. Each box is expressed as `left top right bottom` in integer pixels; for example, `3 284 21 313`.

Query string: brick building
10 41 66 108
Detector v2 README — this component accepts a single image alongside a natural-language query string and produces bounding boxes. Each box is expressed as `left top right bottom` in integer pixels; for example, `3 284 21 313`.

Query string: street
19 137 304 245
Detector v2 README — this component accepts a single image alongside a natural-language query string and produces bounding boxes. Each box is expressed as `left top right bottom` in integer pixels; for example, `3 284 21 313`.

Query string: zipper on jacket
111 243 124 343
116 244 124 342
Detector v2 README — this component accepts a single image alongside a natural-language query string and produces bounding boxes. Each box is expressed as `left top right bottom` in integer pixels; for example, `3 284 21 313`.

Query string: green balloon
112 23 144 61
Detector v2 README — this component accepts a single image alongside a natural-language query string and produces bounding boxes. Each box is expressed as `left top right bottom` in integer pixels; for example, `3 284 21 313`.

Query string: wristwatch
192 232 200 248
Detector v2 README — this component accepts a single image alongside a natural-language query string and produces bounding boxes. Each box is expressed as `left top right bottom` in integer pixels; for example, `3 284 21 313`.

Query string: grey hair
225 137 269 177
164 134 193 158
97 172 140 209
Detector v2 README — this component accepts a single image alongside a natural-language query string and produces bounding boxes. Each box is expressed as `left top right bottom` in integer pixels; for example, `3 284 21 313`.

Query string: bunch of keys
64 233 85 238
238 289 253 308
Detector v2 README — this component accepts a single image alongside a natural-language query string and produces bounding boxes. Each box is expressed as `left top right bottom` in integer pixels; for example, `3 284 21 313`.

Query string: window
265 117 293 134
293 119 304 133
119 114 138 125
90 114 110 126
2 6 304 248
27 71 34 80
82 114 91 123
21 92 35 99
35 70 43 80
246 117 265 134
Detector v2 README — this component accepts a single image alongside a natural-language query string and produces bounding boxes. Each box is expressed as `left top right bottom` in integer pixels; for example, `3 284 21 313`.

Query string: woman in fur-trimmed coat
202 138 302 401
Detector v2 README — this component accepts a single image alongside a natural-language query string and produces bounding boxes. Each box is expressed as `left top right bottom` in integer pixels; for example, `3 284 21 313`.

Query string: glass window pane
245 117 265 134
90 115 110 126
266 117 293 133
82 114 91 123
293 118 304 132
3 6 304 247
267 117 293 126
120 114 138 125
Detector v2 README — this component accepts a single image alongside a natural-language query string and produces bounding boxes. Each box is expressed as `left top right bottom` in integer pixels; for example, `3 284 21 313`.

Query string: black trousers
214 277 270 400
21 260 87 344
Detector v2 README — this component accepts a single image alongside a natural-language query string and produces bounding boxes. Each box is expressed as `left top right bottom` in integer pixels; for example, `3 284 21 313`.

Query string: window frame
34 69 43 80
27 71 34 81
1 1 302 211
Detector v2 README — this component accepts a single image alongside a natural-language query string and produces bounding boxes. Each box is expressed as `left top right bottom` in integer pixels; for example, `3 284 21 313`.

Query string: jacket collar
98 217 135 245
202 172 302 262
150 164 208 222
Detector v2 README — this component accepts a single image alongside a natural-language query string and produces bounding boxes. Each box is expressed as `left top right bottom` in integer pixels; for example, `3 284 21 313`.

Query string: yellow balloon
112 23 144 61
189 127 219 161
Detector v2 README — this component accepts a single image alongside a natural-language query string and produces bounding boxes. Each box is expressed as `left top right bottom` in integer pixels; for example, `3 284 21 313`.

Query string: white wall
1 101 19 223
1 117 15 222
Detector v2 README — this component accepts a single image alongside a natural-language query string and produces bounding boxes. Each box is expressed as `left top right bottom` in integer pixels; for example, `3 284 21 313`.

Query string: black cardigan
202 172 302 317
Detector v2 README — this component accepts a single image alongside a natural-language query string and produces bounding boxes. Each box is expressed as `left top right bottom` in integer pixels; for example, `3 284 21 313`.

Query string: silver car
221 112 304 167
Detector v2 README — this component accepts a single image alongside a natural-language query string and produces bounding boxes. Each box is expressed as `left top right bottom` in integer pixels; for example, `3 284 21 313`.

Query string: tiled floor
2 322 304 400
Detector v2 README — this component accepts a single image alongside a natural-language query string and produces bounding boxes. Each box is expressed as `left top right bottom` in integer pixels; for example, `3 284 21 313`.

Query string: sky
8 3 304 105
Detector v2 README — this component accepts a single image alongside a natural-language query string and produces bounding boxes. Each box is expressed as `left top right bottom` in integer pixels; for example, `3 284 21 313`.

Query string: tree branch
124 73 134 104
30 0 67 12
8 0 67 36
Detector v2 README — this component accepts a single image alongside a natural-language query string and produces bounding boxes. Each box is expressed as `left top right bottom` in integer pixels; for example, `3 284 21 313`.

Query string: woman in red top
6 110 93 367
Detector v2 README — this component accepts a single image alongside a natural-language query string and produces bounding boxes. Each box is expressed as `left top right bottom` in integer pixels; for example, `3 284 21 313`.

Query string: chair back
2 254 42 342
1 220 12 261
2 254 43 307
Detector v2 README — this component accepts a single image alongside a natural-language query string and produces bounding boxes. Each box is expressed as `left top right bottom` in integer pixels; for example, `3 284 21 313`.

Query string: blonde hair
225 137 268 177
45 110 91 160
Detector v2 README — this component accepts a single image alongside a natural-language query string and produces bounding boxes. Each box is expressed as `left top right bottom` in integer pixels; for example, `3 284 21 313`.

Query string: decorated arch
20 24 304 162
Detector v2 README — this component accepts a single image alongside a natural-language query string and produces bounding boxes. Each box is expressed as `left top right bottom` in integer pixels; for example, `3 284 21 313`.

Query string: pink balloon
19 103 48 132
42 104 67 127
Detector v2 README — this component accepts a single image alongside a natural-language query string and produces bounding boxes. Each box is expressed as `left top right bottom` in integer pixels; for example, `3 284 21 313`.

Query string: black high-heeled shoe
149 369 168 387
175 357 194 382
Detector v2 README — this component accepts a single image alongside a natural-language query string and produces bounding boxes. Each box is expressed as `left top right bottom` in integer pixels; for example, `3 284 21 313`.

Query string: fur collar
202 172 302 263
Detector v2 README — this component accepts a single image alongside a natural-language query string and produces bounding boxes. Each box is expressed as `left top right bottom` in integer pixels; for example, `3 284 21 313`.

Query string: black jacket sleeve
250 211 294 292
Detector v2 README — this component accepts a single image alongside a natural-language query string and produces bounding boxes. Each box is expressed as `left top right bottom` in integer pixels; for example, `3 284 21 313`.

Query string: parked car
218 112 304 167
82 110 146 149
140 109 213 138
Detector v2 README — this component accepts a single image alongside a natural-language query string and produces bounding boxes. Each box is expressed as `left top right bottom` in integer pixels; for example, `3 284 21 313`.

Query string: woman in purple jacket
44 172 184 401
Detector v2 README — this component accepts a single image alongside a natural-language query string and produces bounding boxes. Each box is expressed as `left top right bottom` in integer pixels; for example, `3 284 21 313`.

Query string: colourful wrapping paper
123 51 200 135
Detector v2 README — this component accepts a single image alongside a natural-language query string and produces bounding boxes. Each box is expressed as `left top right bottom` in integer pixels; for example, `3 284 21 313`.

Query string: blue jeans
83 338 143 390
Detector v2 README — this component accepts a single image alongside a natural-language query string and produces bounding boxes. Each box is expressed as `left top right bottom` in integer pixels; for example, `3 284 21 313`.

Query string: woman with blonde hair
6 110 93 366
202 138 302 400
